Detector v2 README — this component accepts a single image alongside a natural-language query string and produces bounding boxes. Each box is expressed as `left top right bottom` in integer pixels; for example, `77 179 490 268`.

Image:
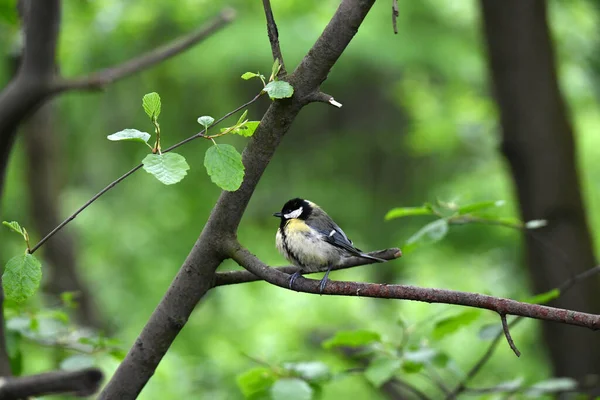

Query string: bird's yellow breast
284 218 311 232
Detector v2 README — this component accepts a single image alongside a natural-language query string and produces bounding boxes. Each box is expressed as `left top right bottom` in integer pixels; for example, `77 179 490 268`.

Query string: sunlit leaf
384 207 434 220
241 72 261 80
364 356 401 387
526 377 578 395
271 378 312 400
204 144 245 191
142 153 190 185
235 121 260 137
432 310 480 340
404 347 437 363
3 254 42 303
322 330 381 349
2 221 24 236
263 81 294 99
522 288 560 305
236 110 249 125
236 367 276 397
107 129 151 143
197 115 215 128
142 92 161 119
401 360 423 374
458 200 505 215
283 361 330 383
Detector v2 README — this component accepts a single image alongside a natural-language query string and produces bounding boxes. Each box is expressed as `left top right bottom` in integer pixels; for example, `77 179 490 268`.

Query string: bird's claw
288 271 301 290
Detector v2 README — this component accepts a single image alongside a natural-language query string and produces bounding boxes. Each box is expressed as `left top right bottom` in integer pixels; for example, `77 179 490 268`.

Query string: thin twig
499 313 520 357
30 92 263 254
53 8 236 92
392 0 399 34
213 248 401 286
262 0 286 76
0 368 103 399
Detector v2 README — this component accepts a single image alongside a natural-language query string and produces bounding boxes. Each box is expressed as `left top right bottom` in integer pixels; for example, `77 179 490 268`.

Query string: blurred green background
1 0 600 398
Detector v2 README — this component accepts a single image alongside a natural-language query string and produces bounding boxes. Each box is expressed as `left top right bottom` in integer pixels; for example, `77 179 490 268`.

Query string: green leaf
197 115 215 128
2 221 24 236
283 361 330 383
401 360 423 374
3 254 42 303
432 310 480 340
263 81 294 99
142 153 190 185
270 378 312 400
60 354 95 370
109 349 128 361
60 291 79 308
270 58 281 80
527 377 578 395
142 92 161 119
404 348 437 363
525 219 548 229
493 378 524 392
5 330 22 376
107 129 151 143
522 288 560 305
406 219 449 247
236 110 249 125
458 200 505 215
385 207 435 221
478 323 502 340
322 330 381 349
241 72 260 80
204 144 245 191
236 367 277 397
364 356 401 387
235 121 260 137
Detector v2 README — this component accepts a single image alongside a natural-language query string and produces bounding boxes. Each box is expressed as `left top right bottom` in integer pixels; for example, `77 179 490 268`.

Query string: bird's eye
283 207 303 219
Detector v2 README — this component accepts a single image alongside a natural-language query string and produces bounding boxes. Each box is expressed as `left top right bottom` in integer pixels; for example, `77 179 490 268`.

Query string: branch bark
98 1 376 398
480 0 600 379
0 367 103 399
226 240 600 331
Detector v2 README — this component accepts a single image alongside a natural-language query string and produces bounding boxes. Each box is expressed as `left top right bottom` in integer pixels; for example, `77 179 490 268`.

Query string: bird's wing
312 217 363 257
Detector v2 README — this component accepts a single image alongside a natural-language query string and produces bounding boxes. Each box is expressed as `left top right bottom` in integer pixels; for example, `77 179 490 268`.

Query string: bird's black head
273 198 313 221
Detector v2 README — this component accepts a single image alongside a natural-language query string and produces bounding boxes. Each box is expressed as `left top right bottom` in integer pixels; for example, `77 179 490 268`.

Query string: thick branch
214 248 401 286
0 367 103 399
54 8 235 92
227 240 600 331
99 1 376 398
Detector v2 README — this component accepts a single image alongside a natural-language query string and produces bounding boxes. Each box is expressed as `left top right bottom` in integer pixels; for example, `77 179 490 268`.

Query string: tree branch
499 313 520 357
226 240 600 330
0 367 103 399
98 1 377 398
262 0 286 75
53 8 235 92
214 248 401 286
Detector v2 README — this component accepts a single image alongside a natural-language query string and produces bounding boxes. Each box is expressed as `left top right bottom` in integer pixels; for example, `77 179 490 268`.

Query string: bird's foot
288 271 302 290
318 267 332 295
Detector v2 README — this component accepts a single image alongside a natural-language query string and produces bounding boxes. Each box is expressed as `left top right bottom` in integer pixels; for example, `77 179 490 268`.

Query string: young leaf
142 153 190 185
270 58 281 81
234 121 260 137
236 367 277 397
385 206 435 221
3 254 42 303
364 356 401 387
406 219 449 246
142 92 161 119
2 221 25 237
458 200 505 215
60 354 95 370
204 144 245 191
525 219 548 229
263 81 294 99
322 330 381 349
241 72 260 80
432 310 480 340
283 361 330 383
401 360 423 374
197 116 215 128
107 129 151 143
521 288 560 305
236 110 249 125
270 378 312 400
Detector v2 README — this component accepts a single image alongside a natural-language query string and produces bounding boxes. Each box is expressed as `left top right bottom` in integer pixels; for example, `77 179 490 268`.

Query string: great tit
273 198 386 293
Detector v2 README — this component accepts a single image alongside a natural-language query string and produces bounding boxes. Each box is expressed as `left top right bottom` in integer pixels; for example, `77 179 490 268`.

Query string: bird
273 198 386 293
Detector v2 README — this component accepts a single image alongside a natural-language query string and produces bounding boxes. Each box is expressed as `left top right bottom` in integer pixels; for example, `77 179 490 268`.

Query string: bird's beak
273 212 283 218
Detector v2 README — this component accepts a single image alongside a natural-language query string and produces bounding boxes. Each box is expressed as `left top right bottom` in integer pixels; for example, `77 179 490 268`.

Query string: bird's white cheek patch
284 207 303 219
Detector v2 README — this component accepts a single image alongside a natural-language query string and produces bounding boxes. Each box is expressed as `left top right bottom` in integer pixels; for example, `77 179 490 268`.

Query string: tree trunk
480 0 600 382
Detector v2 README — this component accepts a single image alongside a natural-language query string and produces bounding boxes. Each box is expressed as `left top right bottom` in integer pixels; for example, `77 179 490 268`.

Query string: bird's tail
358 253 386 263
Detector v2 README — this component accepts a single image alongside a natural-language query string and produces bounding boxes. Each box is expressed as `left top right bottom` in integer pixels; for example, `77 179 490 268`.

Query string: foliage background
0 0 599 398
